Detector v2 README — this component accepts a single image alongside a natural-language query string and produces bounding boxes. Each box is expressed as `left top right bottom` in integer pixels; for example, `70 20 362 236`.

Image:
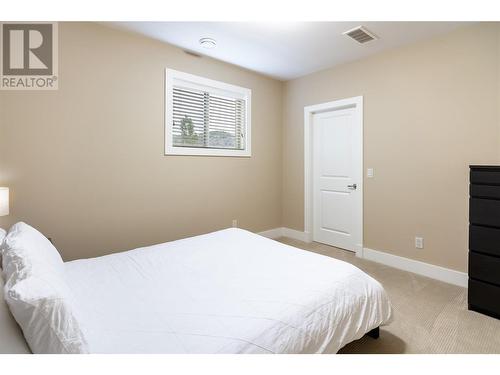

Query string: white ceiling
108 22 470 80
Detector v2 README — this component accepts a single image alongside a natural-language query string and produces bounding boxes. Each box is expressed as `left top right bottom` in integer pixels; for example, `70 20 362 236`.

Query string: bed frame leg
366 327 380 339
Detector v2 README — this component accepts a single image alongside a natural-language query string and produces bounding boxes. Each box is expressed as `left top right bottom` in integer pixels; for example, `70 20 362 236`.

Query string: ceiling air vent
343 26 378 44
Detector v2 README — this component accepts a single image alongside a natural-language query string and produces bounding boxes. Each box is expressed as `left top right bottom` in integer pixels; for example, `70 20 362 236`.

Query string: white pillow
2 222 89 354
0 228 6 244
2 222 64 282
0 274 31 353
0 227 6 263
0 227 6 271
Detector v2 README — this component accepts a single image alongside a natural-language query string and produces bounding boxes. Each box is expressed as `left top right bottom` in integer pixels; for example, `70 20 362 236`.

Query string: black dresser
469 165 500 319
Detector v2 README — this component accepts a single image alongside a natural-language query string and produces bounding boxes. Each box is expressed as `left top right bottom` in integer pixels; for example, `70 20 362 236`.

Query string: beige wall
0 22 283 260
2 22 499 273
283 23 500 272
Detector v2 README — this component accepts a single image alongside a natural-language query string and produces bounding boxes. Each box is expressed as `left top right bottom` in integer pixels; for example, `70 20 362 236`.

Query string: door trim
304 96 364 257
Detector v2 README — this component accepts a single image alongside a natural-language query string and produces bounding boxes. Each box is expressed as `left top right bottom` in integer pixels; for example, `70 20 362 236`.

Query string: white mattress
65 228 392 353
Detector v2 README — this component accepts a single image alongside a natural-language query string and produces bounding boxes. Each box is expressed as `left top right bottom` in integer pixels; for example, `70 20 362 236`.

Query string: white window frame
165 68 252 157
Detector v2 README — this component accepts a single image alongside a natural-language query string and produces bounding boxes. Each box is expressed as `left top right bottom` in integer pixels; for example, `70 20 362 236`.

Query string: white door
312 106 362 252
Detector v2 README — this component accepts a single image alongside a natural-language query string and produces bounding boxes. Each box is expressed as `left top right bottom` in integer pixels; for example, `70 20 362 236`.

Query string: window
165 69 251 157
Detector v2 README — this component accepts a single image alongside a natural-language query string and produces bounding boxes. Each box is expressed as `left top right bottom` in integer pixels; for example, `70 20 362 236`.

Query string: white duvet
65 228 392 353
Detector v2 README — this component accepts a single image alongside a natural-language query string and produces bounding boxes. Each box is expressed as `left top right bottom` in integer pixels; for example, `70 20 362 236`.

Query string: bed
1 223 392 354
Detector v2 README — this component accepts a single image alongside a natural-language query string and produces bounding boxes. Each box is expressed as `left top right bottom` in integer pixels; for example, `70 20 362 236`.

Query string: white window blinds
166 69 251 157
172 87 246 150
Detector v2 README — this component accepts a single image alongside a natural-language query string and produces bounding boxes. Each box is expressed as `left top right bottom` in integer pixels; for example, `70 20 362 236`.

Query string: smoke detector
199 38 217 49
343 26 378 44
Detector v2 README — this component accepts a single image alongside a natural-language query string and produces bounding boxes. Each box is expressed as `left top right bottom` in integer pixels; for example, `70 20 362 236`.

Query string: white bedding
65 228 392 353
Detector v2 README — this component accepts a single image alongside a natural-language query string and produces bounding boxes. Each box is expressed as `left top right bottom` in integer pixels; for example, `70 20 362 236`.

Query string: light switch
367 168 374 178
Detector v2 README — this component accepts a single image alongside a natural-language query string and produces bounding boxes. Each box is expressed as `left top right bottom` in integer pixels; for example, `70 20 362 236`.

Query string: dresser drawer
471 169 500 185
470 184 500 200
469 225 500 257
469 279 500 318
469 251 500 286
470 198 500 228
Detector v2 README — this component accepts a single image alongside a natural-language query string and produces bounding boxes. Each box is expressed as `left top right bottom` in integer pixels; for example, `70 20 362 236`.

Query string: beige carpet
278 237 500 354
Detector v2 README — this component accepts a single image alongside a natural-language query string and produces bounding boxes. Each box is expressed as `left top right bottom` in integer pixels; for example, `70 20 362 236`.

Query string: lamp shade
0 187 9 216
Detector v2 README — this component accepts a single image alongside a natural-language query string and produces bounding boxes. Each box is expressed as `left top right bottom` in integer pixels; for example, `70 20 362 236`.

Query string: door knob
347 183 357 190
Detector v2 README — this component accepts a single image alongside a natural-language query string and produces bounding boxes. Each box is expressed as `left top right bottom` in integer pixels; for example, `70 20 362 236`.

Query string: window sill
165 146 251 157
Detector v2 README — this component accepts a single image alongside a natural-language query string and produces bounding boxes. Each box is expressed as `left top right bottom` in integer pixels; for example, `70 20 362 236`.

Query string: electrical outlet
232 219 238 228
367 168 374 178
415 236 424 249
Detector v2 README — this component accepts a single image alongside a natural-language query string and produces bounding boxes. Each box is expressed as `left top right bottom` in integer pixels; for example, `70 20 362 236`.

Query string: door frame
304 96 364 257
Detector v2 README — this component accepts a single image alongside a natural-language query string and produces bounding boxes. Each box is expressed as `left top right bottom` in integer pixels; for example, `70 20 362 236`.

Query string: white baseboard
282 227 311 242
257 228 283 239
258 228 468 288
258 227 312 242
363 247 468 288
